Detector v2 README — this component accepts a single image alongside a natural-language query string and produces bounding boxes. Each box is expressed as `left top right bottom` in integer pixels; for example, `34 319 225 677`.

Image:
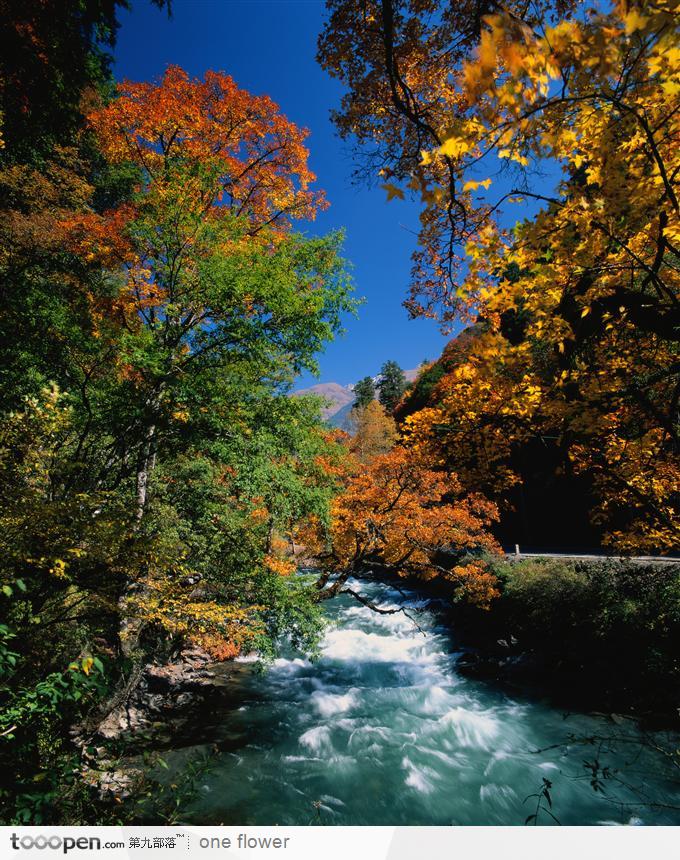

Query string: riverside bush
484 558 680 718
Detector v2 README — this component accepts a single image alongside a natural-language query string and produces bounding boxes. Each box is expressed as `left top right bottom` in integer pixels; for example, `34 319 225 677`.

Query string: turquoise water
182 579 680 825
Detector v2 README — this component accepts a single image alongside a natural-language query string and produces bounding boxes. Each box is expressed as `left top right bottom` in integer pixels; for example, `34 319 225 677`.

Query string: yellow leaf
661 80 680 96
439 136 471 158
463 178 492 192
381 182 405 202
624 10 650 35
479 29 497 70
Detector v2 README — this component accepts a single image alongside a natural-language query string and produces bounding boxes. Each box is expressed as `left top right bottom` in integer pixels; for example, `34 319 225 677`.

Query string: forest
0 0 678 826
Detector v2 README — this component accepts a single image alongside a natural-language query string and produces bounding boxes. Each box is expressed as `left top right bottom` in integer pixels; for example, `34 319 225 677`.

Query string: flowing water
180 579 680 825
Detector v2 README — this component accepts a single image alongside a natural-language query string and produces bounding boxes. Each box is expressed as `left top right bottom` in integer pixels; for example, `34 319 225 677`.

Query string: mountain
291 381 355 421
327 399 356 431
294 368 421 429
402 368 420 383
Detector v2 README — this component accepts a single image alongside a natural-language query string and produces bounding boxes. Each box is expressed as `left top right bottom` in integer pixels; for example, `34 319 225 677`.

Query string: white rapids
181 578 679 825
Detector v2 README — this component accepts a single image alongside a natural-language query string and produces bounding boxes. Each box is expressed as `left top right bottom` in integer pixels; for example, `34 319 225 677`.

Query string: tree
349 399 397 463
0 0 359 819
0 0 162 159
318 0 563 322
86 64 325 233
320 0 680 552
0 60 355 822
0 1 173 823
377 360 406 412
0 144 102 408
309 446 502 609
59 65 355 653
0 1 170 412
353 375 375 409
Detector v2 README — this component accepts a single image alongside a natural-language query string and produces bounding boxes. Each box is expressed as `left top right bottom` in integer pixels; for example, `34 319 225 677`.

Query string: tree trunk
134 423 157 526
120 420 158 657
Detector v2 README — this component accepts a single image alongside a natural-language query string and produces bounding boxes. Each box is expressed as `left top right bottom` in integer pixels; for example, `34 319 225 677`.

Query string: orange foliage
88 65 326 232
124 571 264 654
316 446 501 608
263 553 296 577
190 634 241 662
0 147 92 254
319 0 680 553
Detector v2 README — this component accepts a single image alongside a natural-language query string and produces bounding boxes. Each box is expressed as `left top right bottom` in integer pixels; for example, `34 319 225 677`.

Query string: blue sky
113 0 451 388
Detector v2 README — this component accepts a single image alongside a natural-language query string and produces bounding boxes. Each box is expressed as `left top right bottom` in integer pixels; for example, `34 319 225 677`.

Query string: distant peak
293 367 420 420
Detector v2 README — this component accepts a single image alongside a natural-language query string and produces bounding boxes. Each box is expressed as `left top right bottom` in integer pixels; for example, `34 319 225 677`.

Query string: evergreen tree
353 375 375 409
377 360 406 413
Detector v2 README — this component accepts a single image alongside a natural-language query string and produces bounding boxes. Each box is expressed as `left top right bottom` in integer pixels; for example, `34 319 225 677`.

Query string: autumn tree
377 359 407 412
353 375 376 408
59 65 355 655
0 1 169 823
349 399 397 463
310 445 502 609
0 59 355 822
320 0 680 553
317 0 548 321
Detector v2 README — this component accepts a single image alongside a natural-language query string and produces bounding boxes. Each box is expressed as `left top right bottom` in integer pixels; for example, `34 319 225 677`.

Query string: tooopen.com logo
10 835 124 853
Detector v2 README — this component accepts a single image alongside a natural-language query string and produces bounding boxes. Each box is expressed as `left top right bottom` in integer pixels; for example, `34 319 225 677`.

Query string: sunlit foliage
319 0 680 552
310 445 502 609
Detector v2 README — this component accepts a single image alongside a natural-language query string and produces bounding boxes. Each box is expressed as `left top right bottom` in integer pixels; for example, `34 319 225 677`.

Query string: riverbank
128 577 679 825
83 558 680 823
403 556 680 730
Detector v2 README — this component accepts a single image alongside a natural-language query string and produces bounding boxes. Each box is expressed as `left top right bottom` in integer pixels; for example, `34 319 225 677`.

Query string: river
178 578 680 825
